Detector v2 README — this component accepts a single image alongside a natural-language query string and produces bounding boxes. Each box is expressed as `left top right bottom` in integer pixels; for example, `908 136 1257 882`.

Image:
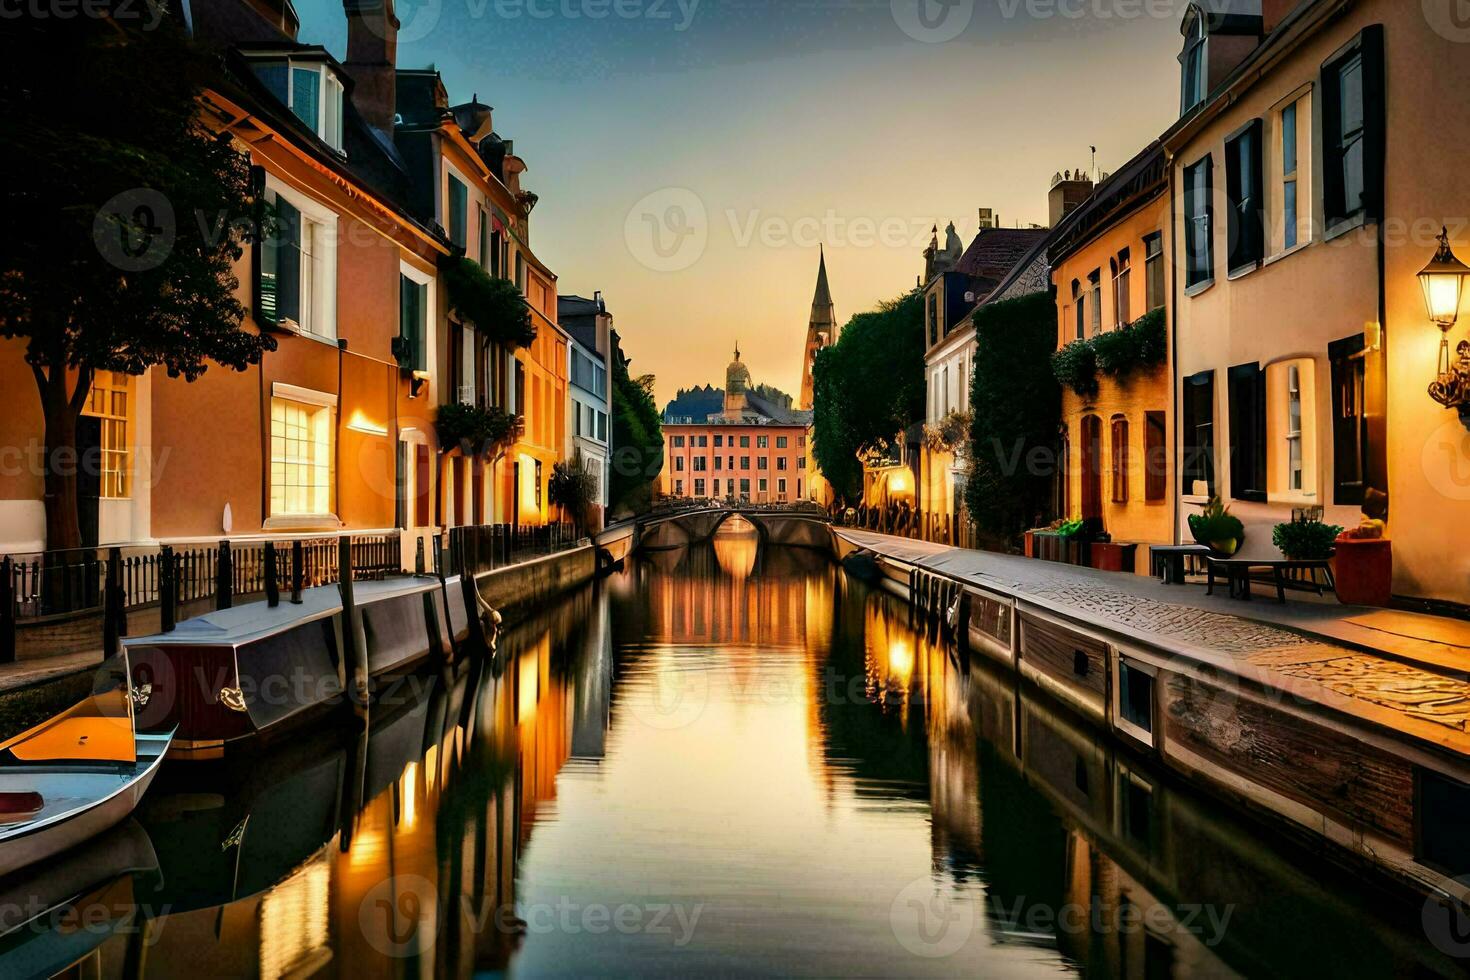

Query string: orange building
1049 143 1173 574
661 347 813 504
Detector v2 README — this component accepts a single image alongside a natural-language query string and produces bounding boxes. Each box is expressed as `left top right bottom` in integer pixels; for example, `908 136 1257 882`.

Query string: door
1080 414 1103 524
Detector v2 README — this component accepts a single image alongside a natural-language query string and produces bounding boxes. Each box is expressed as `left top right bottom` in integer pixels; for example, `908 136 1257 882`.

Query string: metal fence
833 505 979 550
445 522 581 578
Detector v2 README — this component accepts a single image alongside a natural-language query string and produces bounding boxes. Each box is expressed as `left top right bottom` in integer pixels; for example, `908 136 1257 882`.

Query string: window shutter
1228 362 1267 502
1359 26 1386 223
1144 412 1167 501
250 167 268 326
265 197 302 328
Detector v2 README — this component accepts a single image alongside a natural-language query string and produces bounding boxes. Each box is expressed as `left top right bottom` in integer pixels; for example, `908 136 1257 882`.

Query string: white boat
0 654 172 879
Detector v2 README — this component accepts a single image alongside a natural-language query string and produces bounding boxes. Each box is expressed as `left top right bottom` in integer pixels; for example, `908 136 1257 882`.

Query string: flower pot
1209 537 1240 557
1024 529 1037 559
1334 535 1392 607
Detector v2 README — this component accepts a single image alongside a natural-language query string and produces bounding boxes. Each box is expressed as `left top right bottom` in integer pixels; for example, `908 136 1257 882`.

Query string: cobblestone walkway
837 529 1470 744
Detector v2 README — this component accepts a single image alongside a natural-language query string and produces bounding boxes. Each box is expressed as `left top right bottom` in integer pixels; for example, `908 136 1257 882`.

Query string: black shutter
1228 363 1267 502
250 166 268 325
1182 371 1215 496
1359 26 1386 224
1330 335 1368 506
263 197 301 328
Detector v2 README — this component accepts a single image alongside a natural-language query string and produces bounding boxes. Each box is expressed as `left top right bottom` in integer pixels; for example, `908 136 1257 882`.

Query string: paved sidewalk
0 649 104 695
838 528 1470 756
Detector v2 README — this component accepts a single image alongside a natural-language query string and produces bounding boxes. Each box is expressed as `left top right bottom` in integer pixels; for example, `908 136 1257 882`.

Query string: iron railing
445 522 581 579
832 505 979 550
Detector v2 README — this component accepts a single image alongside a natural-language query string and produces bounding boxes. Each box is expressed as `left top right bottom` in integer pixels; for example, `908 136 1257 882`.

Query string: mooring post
338 536 371 723
264 541 280 608
159 546 176 633
215 540 233 610
103 547 124 656
0 557 15 665
290 539 304 604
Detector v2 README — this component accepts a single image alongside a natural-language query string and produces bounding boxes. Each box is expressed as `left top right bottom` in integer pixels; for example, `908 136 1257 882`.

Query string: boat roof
124 575 448 650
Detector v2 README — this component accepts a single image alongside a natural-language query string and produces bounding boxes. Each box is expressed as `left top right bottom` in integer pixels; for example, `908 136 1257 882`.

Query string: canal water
15 522 1463 977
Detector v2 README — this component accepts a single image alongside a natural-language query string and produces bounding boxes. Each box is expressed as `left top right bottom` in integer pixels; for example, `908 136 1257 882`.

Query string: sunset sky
301 0 1188 406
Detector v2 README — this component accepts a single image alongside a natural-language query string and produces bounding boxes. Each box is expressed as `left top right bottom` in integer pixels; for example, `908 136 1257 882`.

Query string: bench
1205 555 1336 603
1150 544 1211 585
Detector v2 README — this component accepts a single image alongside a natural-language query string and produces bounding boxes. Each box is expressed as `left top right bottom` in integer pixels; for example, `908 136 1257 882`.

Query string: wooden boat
0 654 171 879
125 573 476 760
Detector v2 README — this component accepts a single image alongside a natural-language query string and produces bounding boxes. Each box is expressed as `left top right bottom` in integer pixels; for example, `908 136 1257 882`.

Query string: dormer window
252 58 346 152
1180 11 1207 114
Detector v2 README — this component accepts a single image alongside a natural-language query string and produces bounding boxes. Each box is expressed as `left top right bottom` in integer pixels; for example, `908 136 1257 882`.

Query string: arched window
1180 9 1208 114
1110 414 1130 504
1081 414 1103 521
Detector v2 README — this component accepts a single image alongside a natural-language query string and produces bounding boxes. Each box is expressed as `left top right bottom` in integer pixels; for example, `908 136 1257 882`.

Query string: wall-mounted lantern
1423 227 1470 422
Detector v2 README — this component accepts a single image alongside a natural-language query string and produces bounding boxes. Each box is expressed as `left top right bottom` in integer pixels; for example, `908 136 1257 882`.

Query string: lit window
1112 249 1131 327
1110 415 1130 504
1275 92 1312 255
251 59 345 151
1088 270 1102 336
1143 233 1164 311
270 390 335 517
259 179 338 340
84 371 132 499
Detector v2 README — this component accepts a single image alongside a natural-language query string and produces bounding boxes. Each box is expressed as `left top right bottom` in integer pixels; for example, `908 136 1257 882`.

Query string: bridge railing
832 506 977 549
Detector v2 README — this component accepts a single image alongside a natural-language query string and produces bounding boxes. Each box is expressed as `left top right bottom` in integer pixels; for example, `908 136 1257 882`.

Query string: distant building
661 346 813 504
558 292 615 521
799 247 839 411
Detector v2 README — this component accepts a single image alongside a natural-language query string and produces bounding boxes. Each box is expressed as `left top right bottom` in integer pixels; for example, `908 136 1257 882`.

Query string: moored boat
0 655 172 880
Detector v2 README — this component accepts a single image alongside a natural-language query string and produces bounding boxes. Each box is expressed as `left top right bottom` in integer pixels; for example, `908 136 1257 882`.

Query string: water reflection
8 524 1463 977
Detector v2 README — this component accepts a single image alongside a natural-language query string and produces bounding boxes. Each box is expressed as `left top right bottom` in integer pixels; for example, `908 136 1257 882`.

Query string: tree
440 255 537 349
810 290 926 503
965 292 1062 544
609 345 663 517
549 455 599 533
0 12 275 551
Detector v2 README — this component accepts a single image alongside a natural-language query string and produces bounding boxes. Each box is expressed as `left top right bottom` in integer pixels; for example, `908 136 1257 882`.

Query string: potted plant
1334 489 1393 606
1188 497 1246 557
1272 516 1344 561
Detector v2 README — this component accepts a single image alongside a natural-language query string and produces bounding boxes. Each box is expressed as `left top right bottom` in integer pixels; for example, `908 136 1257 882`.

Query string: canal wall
832 527 1470 918
470 544 597 629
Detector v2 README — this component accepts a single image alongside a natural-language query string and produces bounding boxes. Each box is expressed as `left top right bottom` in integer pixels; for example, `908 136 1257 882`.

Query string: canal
18 521 1463 977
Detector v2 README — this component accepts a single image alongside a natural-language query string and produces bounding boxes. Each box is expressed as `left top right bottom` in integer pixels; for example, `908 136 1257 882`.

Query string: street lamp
1424 228 1470 424
1420 227 1470 375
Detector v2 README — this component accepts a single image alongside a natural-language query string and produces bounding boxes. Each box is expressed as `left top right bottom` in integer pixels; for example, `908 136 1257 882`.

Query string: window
447 176 469 249
1418 769 1470 877
739 479 750 496
797 435 805 447
740 456 750 469
1225 121 1264 273
928 293 939 347
1321 29 1383 233
515 252 525 291
1144 234 1164 311
694 479 706 497
1286 364 1304 492
674 456 685 472
756 435 769 449
740 436 750 448
693 456 707 472
270 387 335 518
778 478 787 497
776 436 788 449
757 457 768 470
1276 93 1311 253
714 456 723 471
1228 363 1267 502
397 265 430 373
675 480 683 495
1183 157 1214 289
671 435 685 448
1330 335 1369 505
777 457 788 471
1144 412 1167 502
797 456 806 469
1182 371 1216 497
727 456 735 470
758 478 768 494
1072 279 1085 341
1088 270 1102 336
712 480 720 497
1112 249 1131 327
84 372 132 498
1180 13 1207 114
1110 415 1130 504
252 59 345 151
259 179 338 340
714 435 723 448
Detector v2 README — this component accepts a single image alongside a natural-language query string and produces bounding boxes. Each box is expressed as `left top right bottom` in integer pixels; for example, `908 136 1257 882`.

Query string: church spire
810 245 836 330
800 246 838 411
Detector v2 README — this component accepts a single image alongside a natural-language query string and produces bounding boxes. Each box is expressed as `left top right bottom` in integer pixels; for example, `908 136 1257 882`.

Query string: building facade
559 293 615 521
1050 143 1173 575
1165 0 1470 606
661 347 813 504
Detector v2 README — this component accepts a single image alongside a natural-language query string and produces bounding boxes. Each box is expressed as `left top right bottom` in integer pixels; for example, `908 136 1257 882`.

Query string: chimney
344 0 399 136
1261 0 1295 34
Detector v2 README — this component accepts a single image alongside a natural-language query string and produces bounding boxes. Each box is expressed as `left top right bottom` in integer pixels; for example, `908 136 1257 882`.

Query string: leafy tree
966 292 1062 543
811 290 926 503
440 255 536 348
0 11 275 551
549 455 599 533
609 345 662 517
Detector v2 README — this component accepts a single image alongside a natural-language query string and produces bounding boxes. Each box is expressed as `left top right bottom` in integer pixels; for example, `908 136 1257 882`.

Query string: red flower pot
1334 534 1393 607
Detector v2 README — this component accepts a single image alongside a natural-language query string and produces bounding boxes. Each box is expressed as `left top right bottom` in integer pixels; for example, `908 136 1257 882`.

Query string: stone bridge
635 506 833 552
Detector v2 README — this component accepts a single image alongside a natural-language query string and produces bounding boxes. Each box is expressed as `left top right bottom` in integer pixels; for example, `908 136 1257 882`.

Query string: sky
298 0 1189 407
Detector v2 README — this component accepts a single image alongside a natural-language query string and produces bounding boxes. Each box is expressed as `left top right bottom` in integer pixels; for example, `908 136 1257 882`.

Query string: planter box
1033 532 1091 568
1335 536 1392 607
1092 542 1138 574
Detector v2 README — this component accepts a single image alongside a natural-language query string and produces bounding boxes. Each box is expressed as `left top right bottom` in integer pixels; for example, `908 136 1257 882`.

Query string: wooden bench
1150 544 1211 585
1205 555 1336 603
